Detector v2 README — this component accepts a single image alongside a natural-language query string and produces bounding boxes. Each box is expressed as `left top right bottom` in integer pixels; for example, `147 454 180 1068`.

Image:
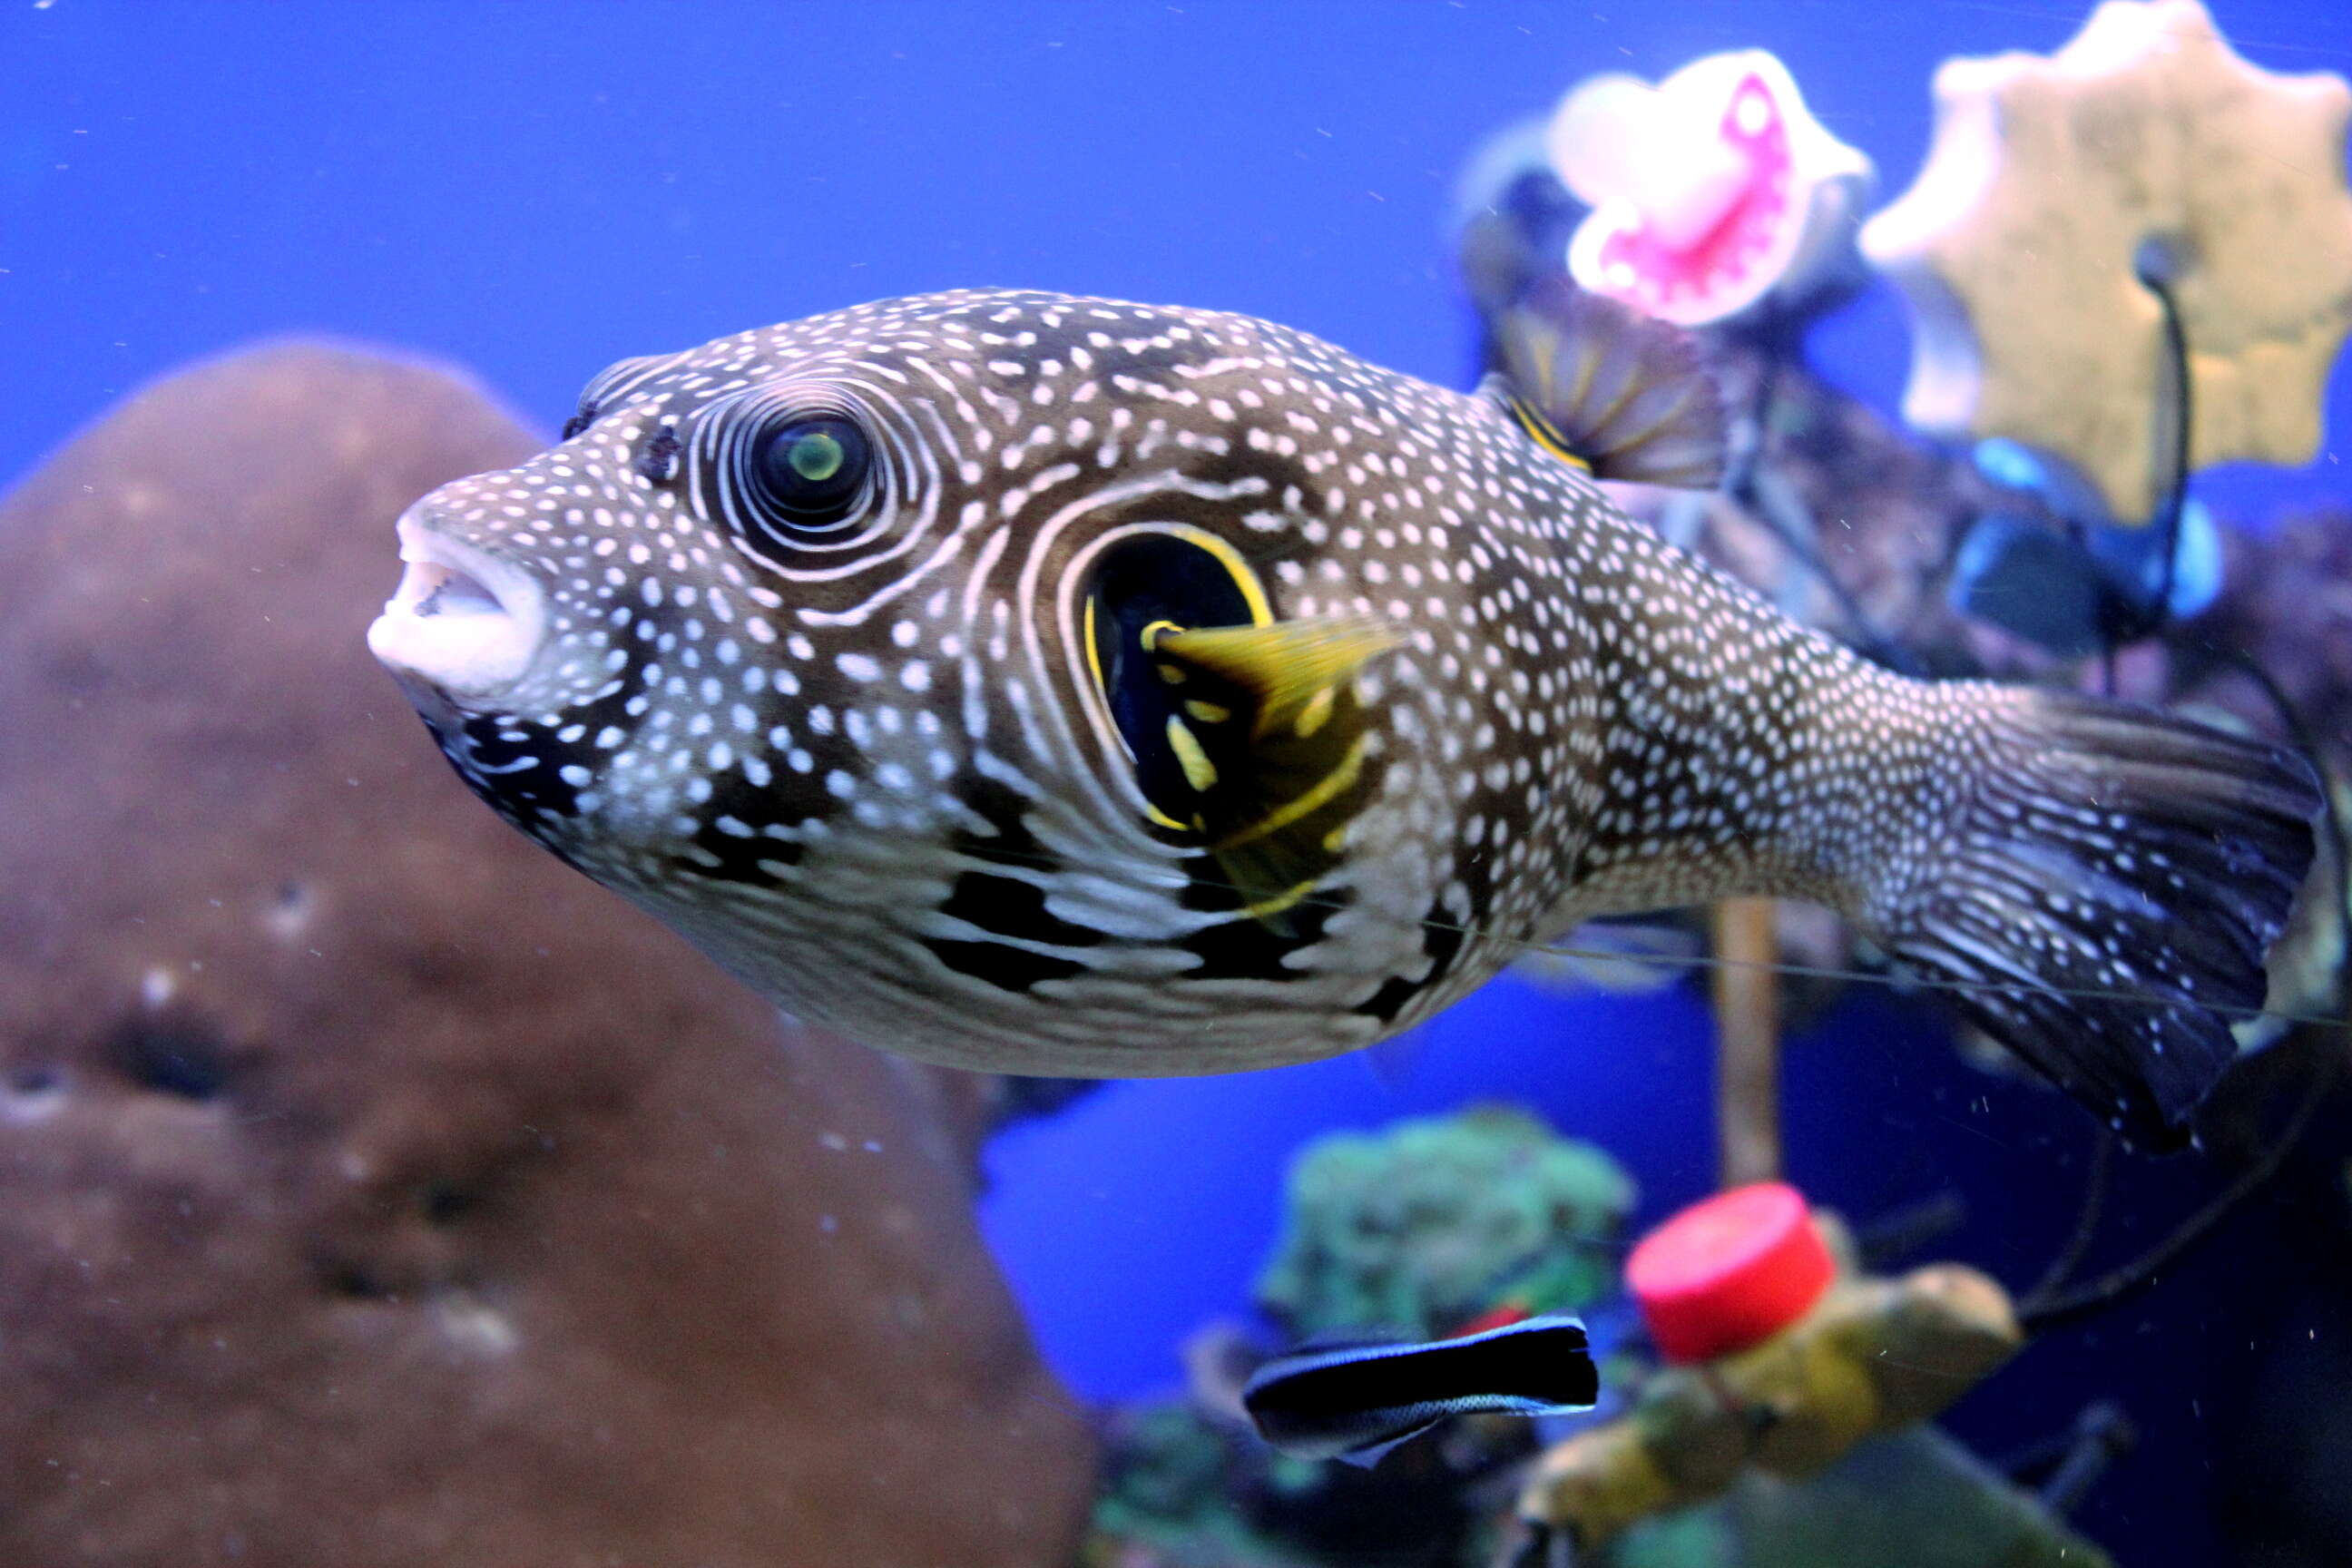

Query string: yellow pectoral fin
1202 730 1376 934
1149 617 1394 934
1213 733 1369 854
1155 616 1401 741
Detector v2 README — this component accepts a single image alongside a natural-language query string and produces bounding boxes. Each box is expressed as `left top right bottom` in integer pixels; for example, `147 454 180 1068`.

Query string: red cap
1627 1182 1834 1364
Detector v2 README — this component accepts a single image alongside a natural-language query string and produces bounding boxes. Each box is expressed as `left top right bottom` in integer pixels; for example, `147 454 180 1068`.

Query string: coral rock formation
0 342 1094 1568
1861 0 2352 523
1550 51 1874 328
1254 1107 1634 1339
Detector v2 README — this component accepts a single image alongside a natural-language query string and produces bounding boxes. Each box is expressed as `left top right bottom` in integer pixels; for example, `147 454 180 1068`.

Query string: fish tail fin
1485 274 1728 488
1872 689 2321 1150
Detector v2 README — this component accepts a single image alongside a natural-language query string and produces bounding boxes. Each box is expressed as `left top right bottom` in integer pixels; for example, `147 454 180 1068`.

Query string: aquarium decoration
1512 1189 2023 1558
1547 51 1874 329
1947 502 2224 657
1622 1183 1834 1365
1947 438 2225 655
1254 1108 1637 1341
1089 1151 2079 1568
1860 0 2352 525
1073 8 2352 1564
1459 0 2352 1132
1596 1427 2117 1568
1090 1109 1635 1568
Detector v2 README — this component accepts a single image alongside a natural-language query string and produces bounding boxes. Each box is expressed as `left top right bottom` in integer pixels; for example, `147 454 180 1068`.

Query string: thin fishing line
920 828 2351 1034
1515 940 2347 1033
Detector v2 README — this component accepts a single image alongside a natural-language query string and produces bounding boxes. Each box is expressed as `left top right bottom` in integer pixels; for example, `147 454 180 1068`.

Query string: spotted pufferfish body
369 287 2317 1148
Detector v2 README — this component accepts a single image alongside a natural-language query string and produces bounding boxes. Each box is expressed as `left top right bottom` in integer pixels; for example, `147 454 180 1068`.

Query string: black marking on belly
1179 885 1347 983
675 753 845 882
1175 862 1250 916
941 871 1106 948
921 936 1091 992
1181 915 1301 984
440 622 666 838
681 820 803 882
1353 900 1471 1024
453 714 582 829
949 769 1056 873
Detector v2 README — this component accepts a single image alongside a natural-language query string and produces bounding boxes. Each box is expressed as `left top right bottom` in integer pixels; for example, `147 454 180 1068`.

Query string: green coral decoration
1089 1402 1306 1568
1607 1428 2114 1568
1097 1404 1243 1534
1254 1107 1637 1338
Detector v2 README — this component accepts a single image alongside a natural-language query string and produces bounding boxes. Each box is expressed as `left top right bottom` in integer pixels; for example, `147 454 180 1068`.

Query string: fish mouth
366 514 547 702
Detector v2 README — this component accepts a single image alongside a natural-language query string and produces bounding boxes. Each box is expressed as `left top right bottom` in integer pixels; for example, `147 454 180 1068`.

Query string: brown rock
0 342 1095 1568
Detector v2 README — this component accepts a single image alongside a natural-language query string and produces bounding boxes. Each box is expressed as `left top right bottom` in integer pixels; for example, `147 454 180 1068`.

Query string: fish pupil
752 416 867 520
788 431 842 482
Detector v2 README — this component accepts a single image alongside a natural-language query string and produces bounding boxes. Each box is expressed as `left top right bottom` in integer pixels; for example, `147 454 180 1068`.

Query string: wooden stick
1711 897 1782 1188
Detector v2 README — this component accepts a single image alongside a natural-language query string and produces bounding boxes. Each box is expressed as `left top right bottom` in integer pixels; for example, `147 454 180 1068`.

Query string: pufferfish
367 281 2318 1149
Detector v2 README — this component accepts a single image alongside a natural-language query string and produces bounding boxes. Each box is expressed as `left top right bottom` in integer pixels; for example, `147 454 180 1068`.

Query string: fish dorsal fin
1485 275 1728 489
1148 616 1400 930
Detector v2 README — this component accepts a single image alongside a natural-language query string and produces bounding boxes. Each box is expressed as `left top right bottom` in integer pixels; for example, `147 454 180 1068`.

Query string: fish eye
749 416 870 528
691 397 893 564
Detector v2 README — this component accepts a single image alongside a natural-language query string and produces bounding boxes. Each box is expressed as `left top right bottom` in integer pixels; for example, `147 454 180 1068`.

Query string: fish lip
366 513 548 703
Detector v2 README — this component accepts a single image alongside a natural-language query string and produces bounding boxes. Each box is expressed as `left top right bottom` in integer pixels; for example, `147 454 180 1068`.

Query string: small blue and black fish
1241 1314 1600 1465
368 279 2319 1148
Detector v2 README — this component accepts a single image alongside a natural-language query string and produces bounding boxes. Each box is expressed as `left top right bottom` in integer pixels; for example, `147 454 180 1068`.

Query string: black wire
1720 336 1923 676
2213 646 2351 930
2037 1404 2136 1516
1854 1191 1968 1270
2018 1047 2339 1335
2141 264 2192 640
2054 258 2193 684
2021 1131 2113 1309
2087 260 2193 650
2003 253 2338 1332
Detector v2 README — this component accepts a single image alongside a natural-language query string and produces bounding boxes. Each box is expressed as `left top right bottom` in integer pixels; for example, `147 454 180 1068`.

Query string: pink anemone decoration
1547 52 1873 328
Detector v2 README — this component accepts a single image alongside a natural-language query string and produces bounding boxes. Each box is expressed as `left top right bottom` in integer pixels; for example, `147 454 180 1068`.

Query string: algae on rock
1254 1107 1636 1338
1607 1428 2113 1568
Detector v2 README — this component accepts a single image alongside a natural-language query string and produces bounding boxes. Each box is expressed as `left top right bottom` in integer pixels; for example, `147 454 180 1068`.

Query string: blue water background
5 4 2351 1561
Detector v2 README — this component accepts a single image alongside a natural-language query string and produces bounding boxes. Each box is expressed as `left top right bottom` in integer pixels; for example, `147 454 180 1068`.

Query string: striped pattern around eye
686 380 912 571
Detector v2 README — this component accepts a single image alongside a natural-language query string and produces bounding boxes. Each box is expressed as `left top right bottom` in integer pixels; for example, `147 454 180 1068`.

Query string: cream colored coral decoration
1862 0 2352 523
